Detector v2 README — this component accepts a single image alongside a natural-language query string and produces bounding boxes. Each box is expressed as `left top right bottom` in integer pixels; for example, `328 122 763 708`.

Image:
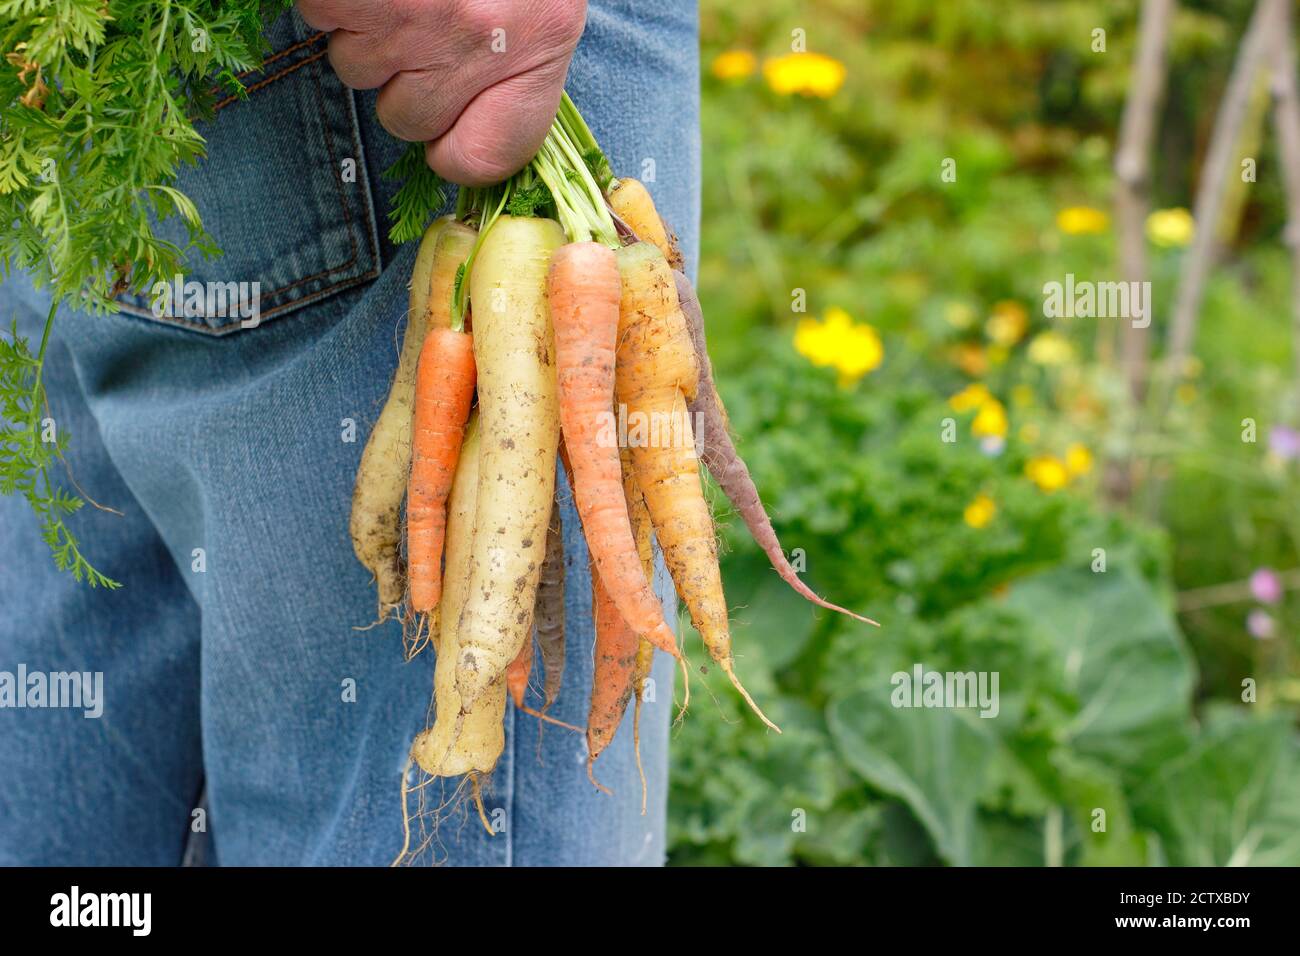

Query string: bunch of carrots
349 94 875 822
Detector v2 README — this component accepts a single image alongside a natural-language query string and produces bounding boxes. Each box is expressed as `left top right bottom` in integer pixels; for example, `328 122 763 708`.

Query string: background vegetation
668 0 1300 866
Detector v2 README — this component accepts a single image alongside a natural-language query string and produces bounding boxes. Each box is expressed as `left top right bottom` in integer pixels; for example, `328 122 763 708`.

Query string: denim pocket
116 12 380 335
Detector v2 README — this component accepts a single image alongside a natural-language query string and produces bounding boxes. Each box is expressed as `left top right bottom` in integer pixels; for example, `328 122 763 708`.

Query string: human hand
297 0 588 185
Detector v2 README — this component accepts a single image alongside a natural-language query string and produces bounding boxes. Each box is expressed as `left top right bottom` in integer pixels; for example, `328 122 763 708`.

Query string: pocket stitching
116 40 380 334
212 34 329 112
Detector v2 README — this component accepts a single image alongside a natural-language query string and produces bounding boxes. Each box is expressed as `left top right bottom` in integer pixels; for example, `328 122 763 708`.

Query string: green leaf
827 687 999 865
1132 708 1298 866
1050 750 1148 866
382 141 449 244
1003 568 1196 767
730 573 818 671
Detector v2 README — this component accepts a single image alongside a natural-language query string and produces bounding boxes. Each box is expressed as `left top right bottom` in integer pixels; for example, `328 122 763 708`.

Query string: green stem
531 117 617 246
451 183 510 331
532 140 588 241
27 299 56 454
558 92 612 191
449 94 618 327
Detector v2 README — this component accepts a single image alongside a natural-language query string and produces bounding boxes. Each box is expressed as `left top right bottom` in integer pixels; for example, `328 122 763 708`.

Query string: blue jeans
0 4 699 866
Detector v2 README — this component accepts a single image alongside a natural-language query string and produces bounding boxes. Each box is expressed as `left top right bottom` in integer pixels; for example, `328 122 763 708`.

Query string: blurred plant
712 49 757 81
762 52 846 98
1145 207 1195 248
793 306 883 385
963 492 997 528
1056 206 1110 235
681 0 1300 866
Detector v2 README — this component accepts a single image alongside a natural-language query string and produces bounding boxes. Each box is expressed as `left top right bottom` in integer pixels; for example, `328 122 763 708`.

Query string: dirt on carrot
616 241 778 732
454 216 565 710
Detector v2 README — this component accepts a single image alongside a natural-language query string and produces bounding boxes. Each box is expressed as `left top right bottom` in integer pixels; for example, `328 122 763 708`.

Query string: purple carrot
536 488 567 709
672 270 878 627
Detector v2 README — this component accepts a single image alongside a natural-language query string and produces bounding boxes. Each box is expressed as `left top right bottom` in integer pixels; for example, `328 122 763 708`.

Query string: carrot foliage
0 1 446 582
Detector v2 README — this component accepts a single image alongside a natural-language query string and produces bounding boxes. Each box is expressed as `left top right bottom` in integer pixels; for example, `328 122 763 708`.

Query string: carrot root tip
723 661 781 733
586 756 613 796
633 700 648 816
470 774 495 836
673 654 691 724
520 704 583 734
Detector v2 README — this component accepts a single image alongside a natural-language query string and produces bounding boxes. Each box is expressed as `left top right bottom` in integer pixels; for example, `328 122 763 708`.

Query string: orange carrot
501 496 579 738
508 642 581 735
407 327 476 612
586 560 639 790
548 240 680 661
351 220 473 616
616 241 777 732
608 179 683 271
672 270 878 626
506 634 532 711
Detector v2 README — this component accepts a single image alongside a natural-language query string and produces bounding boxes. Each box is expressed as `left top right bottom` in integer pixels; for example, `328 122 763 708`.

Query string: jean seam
111 268 380 334
342 85 384 276
212 36 329 111
211 33 329 110
505 698 516 867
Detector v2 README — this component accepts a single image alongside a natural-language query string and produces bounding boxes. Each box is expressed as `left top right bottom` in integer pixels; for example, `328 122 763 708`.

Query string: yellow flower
1027 330 1074 366
711 49 757 81
793 306 883 384
1011 384 1035 408
1056 206 1109 235
763 52 846 98
1176 383 1197 405
953 341 989 377
1065 442 1093 476
964 493 996 529
972 399 1008 439
986 300 1029 347
944 301 976 330
1146 207 1194 248
949 383 991 413
1026 455 1069 492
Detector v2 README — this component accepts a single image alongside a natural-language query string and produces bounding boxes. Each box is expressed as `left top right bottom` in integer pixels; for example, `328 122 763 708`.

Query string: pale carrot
350 219 473 614
410 412 510 779
624 448 658 813
454 216 564 710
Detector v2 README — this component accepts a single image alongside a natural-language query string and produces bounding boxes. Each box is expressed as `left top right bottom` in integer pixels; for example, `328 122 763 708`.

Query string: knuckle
435 130 518 186
538 0 587 47
327 34 379 89
375 89 421 142
455 0 509 45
